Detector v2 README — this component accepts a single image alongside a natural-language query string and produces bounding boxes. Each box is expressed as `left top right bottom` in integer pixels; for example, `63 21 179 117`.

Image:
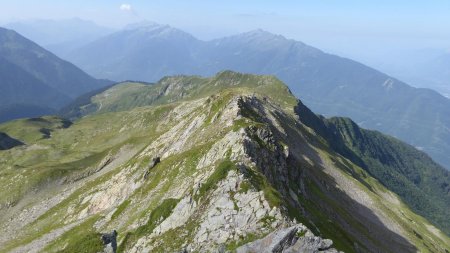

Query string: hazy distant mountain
0 56 67 107
5 18 115 57
366 49 450 98
420 52 450 97
67 23 450 170
0 27 110 122
68 23 202 81
0 57 65 122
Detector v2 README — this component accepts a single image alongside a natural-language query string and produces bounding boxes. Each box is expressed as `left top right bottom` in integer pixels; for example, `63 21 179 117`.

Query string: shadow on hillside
266 110 418 253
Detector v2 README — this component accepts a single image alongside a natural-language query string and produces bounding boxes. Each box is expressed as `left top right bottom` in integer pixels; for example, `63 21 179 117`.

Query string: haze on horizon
1 1 449 47
1 0 450 95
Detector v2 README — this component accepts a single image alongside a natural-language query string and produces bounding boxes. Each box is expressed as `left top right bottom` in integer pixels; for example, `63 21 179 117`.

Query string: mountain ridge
0 27 112 122
1 72 447 252
61 71 450 237
0 27 110 98
66 23 450 171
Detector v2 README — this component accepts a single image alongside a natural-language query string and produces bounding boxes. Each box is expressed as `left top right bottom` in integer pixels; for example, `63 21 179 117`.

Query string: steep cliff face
0 72 448 253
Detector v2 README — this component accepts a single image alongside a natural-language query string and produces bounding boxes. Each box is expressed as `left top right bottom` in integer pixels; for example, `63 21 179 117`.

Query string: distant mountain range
0 27 110 122
65 23 450 170
68 24 201 81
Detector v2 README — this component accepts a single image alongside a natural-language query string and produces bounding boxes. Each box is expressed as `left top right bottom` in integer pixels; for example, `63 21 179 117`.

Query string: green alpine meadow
0 72 449 252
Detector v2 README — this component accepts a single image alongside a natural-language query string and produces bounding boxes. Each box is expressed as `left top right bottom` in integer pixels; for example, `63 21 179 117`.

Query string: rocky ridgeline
1 73 449 253
173 225 340 253
114 95 339 252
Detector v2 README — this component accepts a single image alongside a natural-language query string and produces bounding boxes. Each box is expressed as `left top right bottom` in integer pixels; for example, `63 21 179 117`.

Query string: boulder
101 230 117 253
144 157 161 179
236 225 341 253
149 157 161 169
236 226 300 253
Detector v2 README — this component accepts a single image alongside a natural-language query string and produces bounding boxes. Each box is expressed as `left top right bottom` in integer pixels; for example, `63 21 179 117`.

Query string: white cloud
120 4 132 12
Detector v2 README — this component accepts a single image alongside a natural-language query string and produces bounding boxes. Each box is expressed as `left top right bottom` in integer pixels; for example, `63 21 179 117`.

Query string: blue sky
1 1 449 36
1 1 449 59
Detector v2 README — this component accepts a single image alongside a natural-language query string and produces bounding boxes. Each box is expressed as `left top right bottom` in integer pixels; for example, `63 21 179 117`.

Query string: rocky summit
0 71 449 253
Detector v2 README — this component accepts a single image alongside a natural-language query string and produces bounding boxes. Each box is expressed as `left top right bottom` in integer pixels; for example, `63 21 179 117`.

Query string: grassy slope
0 71 448 252
295 100 450 237
325 117 450 234
239 97 449 252
0 105 174 208
62 70 297 118
0 116 72 143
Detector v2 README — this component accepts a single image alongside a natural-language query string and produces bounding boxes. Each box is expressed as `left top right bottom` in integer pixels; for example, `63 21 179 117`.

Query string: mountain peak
212 28 308 50
237 28 286 41
123 21 181 34
122 21 196 41
123 20 165 30
65 21 450 173
245 28 279 36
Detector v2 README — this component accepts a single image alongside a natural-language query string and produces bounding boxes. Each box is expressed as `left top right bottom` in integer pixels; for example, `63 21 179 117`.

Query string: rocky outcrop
237 225 341 253
101 230 118 253
144 157 161 179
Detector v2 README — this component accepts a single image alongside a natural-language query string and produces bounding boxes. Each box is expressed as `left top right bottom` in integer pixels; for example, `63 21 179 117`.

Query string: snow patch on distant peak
124 21 164 30
382 78 395 90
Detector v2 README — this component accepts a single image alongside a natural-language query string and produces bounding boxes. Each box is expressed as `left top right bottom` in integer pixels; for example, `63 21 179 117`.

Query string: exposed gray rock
148 157 161 169
144 157 161 179
101 230 117 253
286 235 336 253
236 225 301 253
104 244 115 253
237 225 341 253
